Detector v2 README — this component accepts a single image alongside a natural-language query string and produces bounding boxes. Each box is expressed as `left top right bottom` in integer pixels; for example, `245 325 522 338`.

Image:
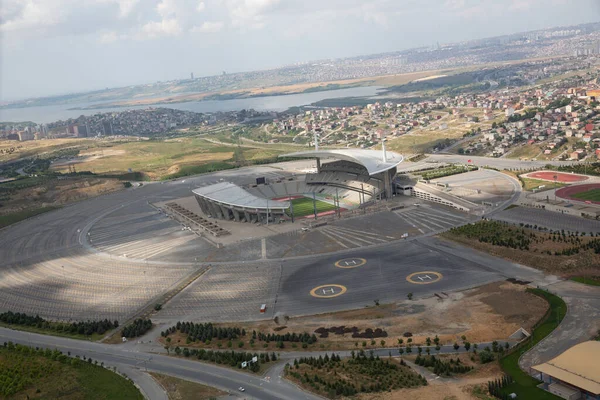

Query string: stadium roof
532 341 600 395
279 149 403 175
192 182 290 210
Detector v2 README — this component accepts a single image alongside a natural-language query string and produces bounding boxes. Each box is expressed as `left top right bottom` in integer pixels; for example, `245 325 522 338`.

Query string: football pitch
288 196 337 217
572 188 600 202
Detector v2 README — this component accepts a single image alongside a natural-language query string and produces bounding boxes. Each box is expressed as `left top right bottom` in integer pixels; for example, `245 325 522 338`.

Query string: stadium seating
242 161 379 207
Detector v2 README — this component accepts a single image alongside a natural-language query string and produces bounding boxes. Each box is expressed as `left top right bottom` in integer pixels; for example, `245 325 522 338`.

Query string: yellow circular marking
334 258 367 269
406 271 443 285
310 284 348 298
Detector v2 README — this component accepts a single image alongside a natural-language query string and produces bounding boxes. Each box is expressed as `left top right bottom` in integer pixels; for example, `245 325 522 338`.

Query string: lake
0 86 383 124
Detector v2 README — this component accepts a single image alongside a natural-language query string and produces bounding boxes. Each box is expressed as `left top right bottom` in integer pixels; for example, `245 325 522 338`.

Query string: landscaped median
497 288 567 400
570 276 600 286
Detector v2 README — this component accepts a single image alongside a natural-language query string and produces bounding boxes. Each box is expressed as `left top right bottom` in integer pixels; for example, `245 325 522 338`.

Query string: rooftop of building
532 341 600 395
279 148 403 176
192 182 290 210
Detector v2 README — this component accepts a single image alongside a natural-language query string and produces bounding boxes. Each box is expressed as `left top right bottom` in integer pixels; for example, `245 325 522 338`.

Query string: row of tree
0 311 118 336
162 321 317 346
172 347 276 373
254 331 317 344
162 322 243 342
488 374 514 398
414 355 473 375
121 319 152 338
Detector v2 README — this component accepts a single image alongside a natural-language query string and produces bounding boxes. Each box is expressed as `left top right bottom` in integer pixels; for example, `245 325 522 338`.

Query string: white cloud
190 20 224 33
99 30 121 43
196 1 205 12
226 0 281 29
140 17 182 38
116 0 140 17
0 0 65 32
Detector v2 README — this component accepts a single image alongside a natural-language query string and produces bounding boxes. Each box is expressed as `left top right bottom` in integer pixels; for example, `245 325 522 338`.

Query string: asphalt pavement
0 327 319 400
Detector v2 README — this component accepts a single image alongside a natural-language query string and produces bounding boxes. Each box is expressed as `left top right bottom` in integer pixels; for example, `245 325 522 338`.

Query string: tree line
0 311 118 336
162 322 244 342
414 355 473 375
171 347 276 373
162 321 317 347
121 319 152 338
487 374 514 399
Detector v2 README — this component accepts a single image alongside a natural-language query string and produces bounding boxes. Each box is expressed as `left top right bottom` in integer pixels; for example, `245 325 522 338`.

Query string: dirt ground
359 359 501 400
149 372 226 400
443 233 600 274
164 282 548 351
359 381 494 400
0 177 124 215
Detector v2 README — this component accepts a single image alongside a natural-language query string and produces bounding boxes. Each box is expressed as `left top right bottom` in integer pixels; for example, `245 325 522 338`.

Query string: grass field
572 188 600 202
0 343 143 399
289 196 337 217
521 178 566 192
499 289 566 400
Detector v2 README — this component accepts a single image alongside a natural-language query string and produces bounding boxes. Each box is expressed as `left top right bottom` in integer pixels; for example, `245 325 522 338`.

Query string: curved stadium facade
192 148 403 223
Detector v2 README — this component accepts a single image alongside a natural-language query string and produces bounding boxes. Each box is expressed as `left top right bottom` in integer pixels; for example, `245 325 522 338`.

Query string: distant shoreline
66 82 369 111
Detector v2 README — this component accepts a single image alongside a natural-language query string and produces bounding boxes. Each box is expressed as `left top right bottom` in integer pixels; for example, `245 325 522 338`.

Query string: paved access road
426 154 576 170
0 327 319 400
0 325 515 400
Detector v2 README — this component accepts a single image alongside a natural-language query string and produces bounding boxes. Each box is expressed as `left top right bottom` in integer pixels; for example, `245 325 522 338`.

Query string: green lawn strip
499 288 567 400
0 322 105 341
0 206 60 229
572 188 600 202
570 276 600 286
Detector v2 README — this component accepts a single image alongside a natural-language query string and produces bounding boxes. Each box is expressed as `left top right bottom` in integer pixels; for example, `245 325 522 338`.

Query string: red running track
556 184 600 204
524 171 589 183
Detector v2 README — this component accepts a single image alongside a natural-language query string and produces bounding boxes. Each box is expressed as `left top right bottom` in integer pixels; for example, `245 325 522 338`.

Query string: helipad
406 271 443 284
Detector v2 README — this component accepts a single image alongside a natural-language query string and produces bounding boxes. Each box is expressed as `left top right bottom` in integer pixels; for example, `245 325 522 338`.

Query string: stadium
0 146 524 326
192 147 403 223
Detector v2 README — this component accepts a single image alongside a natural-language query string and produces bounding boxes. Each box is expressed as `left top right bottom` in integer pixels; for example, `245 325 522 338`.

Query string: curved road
0 326 514 400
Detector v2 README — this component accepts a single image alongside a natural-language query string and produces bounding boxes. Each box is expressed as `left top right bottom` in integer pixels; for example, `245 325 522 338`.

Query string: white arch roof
193 182 290 210
280 149 403 176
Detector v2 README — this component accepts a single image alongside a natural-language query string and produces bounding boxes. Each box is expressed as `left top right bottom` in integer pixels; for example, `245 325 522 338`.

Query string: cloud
115 0 140 17
139 17 182 38
196 1 205 12
190 20 224 33
0 0 64 32
226 0 281 29
98 30 127 43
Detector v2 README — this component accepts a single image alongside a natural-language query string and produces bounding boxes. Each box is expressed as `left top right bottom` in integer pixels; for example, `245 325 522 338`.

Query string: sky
1 0 600 100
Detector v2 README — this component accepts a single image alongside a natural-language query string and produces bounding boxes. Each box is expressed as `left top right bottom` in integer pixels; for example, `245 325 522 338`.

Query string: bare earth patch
0 177 124 215
149 372 226 400
162 282 547 351
359 359 502 400
441 233 600 274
